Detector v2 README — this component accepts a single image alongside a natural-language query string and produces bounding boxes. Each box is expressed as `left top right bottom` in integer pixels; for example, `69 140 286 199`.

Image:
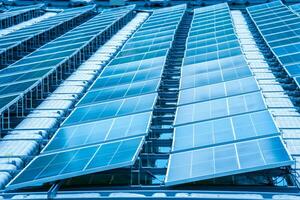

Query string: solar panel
172 110 279 152
63 93 157 127
178 76 259 106
117 42 171 57
110 49 168 65
180 66 252 90
165 136 293 186
175 91 266 127
90 67 163 90
122 35 174 50
43 112 152 153
101 57 166 77
181 55 247 77
290 3 300 13
78 79 160 106
7 136 144 190
0 4 44 28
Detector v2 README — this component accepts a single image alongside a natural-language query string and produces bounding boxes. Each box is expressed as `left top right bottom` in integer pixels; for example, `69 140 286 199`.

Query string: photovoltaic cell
181 55 248 77
100 56 166 77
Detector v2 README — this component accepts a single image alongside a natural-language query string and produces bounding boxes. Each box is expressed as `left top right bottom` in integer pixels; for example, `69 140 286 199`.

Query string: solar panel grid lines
165 2 294 186
177 76 260 106
62 93 158 127
90 66 164 90
77 78 161 106
172 110 281 153
7 136 145 190
0 5 136 114
111 48 169 66
165 136 294 186
4 1 297 191
42 112 153 153
174 91 268 127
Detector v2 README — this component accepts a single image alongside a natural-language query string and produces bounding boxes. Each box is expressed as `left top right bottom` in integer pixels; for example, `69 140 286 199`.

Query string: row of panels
6 5 187 190
0 4 44 28
0 5 130 114
165 3 293 186
4 2 296 189
247 1 300 86
0 5 94 54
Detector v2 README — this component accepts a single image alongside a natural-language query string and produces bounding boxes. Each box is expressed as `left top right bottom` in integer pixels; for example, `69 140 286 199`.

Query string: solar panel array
165 3 293 186
0 5 94 66
247 1 300 87
0 4 44 29
7 5 187 190
0 5 134 115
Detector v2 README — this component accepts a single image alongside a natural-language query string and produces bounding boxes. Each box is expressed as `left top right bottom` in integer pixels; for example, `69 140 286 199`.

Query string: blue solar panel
172 110 279 152
175 92 266 127
63 93 157 127
290 3 300 13
78 79 160 106
166 136 293 186
101 57 166 77
117 42 171 57
178 76 259 106
0 5 95 53
180 66 252 90
43 112 152 153
182 55 247 77
109 49 168 65
7 5 188 191
7 136 144 190
90 67 163 90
